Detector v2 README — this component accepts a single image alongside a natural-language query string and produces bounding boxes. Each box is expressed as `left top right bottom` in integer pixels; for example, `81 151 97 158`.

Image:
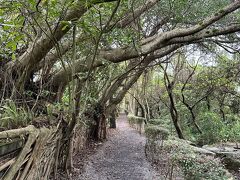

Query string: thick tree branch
8 0 117 86
144 1 240 47
100 1 240 63
167 24 240 45
49 44 181 95
50 60 104 91
112 0 159 29
37 34 89 73
35 0 158 76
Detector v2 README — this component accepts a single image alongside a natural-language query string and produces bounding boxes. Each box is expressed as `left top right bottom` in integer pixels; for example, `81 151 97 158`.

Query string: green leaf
11 54 16 60
6 41 17 51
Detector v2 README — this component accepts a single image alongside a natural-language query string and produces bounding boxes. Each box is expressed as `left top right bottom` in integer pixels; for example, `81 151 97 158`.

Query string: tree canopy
0 0 240 179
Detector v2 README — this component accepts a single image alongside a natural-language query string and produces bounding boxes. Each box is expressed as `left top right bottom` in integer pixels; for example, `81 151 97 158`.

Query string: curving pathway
78 113 161 180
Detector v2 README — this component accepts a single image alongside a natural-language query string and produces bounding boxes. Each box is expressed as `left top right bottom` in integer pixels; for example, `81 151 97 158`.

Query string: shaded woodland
0 0 240 179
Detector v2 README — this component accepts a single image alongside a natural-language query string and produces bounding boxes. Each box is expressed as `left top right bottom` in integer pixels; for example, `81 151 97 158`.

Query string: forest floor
74 113 162 180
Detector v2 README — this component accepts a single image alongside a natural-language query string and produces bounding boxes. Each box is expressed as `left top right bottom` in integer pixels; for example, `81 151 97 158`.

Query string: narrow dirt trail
77 113 161 180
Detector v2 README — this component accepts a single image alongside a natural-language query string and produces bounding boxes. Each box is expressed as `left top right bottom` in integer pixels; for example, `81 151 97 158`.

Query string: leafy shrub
196 112 240 145
148 119 162 125
127 114 145 133
151 138 232 180
127 114 145 125
225 114 240 124
226 118 240 142
149 116 174 132
177 152 231 180
197 111 224 145
145 125 169 140
0 100 33 129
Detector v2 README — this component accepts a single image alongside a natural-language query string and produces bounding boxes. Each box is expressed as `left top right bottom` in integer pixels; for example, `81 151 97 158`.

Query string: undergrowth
0 100 33 129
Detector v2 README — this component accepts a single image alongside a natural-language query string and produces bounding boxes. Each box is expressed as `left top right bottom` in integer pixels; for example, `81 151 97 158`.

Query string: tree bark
168 88 184 139
109 110 117 129
85 103 107 141
0 124 65 179
162 64 184 139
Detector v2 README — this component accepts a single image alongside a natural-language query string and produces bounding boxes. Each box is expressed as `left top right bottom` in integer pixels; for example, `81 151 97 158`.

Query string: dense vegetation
0 0 240 179
127 54 240 145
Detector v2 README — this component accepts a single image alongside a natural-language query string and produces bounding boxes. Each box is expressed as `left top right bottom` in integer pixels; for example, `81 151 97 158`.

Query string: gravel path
78 113 161 180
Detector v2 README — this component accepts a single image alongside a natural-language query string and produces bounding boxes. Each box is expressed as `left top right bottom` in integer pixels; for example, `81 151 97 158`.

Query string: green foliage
130 53 240 148
127 114 145 125
196 112 240 145
145 125 169 140
46 103 64 117
148 119 162 125
0 100 33 129
154 115 177 134
177 153 230 180
224 114 240 142
163 139 232 180
197 111 224 144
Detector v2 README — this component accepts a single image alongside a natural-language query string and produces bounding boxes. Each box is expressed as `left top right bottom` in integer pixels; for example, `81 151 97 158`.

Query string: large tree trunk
162 65 184 139
0 114 83 179
0 125 60 179
109 110 117 129
85 103 107 141
168 94 184 139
